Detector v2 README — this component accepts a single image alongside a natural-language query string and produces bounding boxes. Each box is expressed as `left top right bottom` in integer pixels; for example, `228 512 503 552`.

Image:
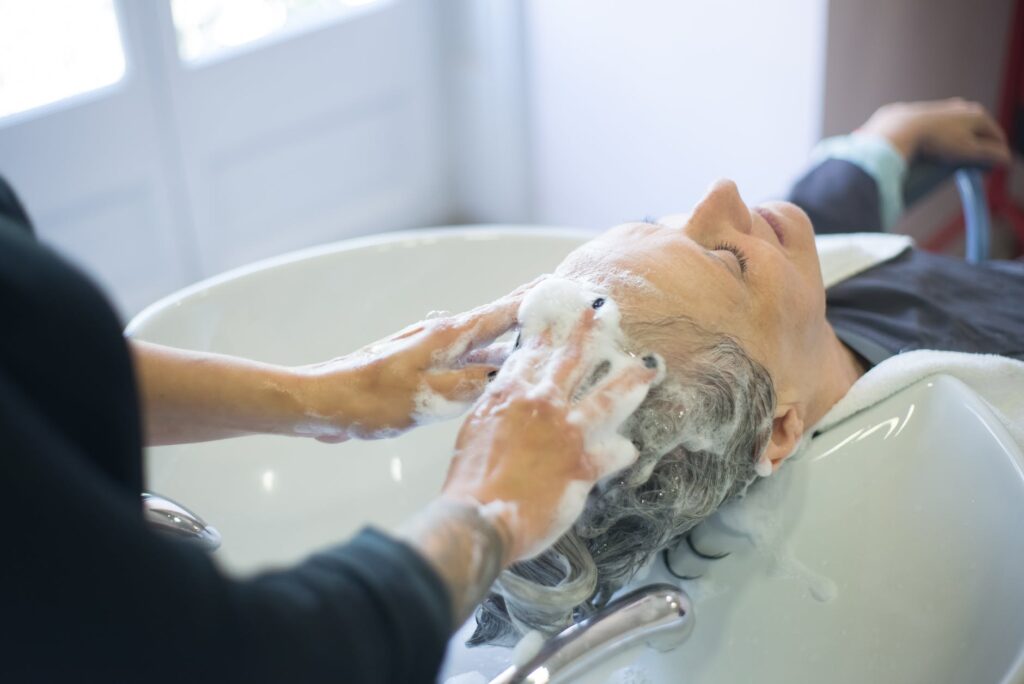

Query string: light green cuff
811 133 908 231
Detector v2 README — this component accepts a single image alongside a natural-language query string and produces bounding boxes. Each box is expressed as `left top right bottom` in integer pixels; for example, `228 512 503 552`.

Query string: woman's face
555 179 826 394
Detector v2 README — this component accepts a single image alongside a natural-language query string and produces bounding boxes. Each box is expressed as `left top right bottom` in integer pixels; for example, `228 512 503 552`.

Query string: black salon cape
789 158 1024 365
0 175 451 683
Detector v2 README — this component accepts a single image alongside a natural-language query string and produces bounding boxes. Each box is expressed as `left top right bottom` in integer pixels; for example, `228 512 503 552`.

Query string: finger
462 340 514 366
971 111 1008 144
495 340 546 386
459 276 549 330
388 322 427 342
573 356 659 430
500 274 551 302
425 365 500 402
498 318 559 384
546 307 598 395
587 433 641 480
972 138 1013 165
428 305 515 360
430 278 548 360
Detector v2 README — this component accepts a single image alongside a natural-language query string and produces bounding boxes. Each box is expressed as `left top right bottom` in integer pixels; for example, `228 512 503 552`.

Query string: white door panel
0 25 196 316
0 0 448 314
164 0 448 272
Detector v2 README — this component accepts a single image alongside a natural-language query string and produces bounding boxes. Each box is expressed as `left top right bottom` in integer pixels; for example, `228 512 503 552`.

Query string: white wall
523 0 830 229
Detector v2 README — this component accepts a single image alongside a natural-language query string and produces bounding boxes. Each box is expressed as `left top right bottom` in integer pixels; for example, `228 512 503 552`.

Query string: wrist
856 124 917 161
882 128 919 161
290 365 360 441
858 104 922 161
398 497 510 625
442 493 518 568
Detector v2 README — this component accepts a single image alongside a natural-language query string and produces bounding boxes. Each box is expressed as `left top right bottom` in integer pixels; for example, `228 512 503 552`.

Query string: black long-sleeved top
0 176 451 683
788 156 1024 365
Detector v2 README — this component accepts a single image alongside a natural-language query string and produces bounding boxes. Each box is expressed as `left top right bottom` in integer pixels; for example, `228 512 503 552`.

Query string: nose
688 179 752 237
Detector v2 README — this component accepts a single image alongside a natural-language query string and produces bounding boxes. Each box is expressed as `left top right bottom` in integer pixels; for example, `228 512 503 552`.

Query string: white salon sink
130 228 1024 684
131 227 589 575
569 372 1024 684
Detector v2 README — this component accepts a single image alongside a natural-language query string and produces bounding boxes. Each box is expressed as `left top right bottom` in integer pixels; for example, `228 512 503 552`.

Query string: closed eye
713 241 749 275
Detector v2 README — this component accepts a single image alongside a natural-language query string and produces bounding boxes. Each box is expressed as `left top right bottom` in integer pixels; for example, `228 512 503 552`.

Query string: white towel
815 232 915 288
813 350 1024 450
810 233 1024 451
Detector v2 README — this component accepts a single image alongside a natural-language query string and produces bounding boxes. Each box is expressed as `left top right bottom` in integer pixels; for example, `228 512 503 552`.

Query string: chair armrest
902 158 991 262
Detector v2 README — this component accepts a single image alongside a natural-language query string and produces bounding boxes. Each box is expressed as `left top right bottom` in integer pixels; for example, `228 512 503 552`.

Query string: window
0 0 126 120
170 0 384 63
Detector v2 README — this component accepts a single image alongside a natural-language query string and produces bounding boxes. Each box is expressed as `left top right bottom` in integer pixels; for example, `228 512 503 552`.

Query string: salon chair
903 160 992 262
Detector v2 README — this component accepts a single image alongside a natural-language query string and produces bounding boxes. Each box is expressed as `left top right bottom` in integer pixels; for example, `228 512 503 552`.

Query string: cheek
778 250 819 304
753 253 821 336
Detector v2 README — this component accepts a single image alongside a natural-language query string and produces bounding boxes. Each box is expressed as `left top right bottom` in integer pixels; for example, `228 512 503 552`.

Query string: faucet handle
489 583 693 684
141 492 221 552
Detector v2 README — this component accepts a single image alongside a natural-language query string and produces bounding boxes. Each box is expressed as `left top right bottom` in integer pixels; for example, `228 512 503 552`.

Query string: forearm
394 497 511 626
787 133 907 234
130 340 325 445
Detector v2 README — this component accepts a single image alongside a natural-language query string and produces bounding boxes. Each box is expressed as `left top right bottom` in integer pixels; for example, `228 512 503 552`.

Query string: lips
755 207 785 247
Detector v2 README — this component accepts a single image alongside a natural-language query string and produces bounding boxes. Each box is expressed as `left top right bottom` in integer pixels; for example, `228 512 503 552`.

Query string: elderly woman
472 98 1024 644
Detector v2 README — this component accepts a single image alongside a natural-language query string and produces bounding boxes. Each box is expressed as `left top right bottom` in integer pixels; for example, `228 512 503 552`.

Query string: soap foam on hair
509 278 659 560
517 277 605 342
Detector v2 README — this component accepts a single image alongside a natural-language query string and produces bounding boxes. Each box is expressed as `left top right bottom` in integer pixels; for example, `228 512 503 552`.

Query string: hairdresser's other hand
442 304 659 565
859 98 1011 165
299 279 543 442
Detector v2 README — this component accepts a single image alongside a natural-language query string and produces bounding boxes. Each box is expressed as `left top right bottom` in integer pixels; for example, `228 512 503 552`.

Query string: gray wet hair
468 317 776 645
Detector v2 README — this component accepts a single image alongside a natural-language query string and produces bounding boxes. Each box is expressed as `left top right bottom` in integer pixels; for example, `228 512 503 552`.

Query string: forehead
556 223 747 325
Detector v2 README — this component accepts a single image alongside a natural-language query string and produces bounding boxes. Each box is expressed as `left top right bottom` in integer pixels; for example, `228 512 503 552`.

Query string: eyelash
713 241 749 274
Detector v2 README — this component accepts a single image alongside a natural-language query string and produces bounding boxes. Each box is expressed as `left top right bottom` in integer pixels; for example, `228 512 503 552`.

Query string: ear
762 405 805 473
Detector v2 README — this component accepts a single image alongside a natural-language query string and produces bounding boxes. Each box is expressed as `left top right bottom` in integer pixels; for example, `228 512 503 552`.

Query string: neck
804 324 867 428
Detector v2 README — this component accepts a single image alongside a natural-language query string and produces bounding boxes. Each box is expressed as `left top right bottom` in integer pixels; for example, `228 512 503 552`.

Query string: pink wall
822 0 1015 247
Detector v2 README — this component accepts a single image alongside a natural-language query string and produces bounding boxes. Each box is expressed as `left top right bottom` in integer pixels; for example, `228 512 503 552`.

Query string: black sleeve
786 158 885 234
0 377 452 683
0 175 452 683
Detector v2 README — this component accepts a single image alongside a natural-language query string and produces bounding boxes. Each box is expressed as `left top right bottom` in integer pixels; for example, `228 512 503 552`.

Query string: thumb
425 365 499 403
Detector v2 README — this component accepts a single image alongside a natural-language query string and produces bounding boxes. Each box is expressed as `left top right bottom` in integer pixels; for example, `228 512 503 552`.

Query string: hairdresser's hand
859 98 1011 165
299 279 542 441
441 302 659 565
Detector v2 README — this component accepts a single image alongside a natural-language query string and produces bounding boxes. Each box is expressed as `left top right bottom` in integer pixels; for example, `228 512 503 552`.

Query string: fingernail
487 370 498 381
592 297 606 309
642 355 658 369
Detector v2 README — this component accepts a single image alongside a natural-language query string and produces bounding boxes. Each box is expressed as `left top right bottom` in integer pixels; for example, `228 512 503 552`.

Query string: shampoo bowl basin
129 227 1024 683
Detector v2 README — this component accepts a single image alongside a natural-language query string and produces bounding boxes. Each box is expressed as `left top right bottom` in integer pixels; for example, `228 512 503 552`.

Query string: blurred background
0 0 1016 316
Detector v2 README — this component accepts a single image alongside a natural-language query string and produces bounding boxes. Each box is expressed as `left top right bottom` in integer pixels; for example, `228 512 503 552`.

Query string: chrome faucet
141 492 221 551
488 583 693 684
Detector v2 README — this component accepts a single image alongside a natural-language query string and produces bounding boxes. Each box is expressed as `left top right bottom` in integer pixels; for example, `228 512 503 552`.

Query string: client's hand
859 98 1011 165
441 301 659 565
300 278 542 441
